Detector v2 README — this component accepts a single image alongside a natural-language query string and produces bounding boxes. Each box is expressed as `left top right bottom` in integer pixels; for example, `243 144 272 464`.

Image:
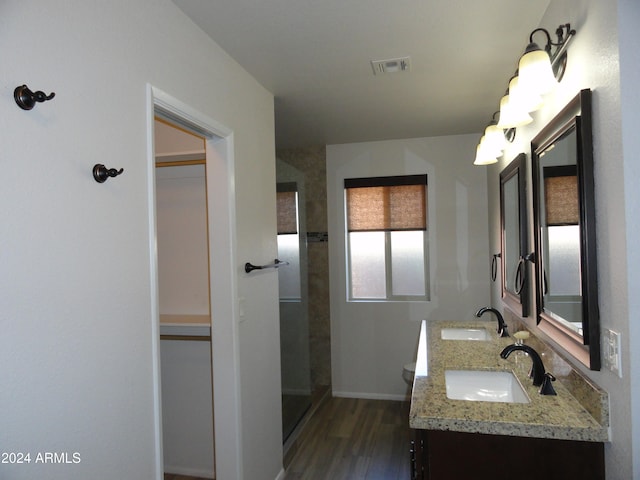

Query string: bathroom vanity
409 320 608 480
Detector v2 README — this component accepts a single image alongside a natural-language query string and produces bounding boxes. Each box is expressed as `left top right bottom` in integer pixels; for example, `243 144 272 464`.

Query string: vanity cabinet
411 429 604 480
410 429 426 480
410 321 608 480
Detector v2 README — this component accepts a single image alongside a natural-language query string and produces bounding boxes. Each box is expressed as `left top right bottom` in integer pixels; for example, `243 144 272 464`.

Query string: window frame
344 174 430 302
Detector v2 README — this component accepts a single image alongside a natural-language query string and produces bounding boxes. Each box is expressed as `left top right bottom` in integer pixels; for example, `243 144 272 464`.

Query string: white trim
146 85 164 480
147 85 243 480
152 87 232 138
332 390 409 402
206 131 244 480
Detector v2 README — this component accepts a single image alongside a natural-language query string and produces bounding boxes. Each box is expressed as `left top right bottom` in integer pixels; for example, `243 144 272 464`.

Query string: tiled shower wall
276 146 331 390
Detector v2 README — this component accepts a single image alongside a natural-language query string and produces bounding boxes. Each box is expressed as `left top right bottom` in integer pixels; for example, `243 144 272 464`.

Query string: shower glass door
276 159 311 442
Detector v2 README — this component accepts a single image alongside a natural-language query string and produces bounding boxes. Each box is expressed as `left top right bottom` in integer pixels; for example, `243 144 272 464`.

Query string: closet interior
155 118 216 479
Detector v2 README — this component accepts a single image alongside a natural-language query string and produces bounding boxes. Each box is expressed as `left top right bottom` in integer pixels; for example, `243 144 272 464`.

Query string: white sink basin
445 370 530 404
440 328 491 341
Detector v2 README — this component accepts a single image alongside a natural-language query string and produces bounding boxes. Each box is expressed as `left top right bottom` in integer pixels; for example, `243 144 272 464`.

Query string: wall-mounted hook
93 164 124 183
14 84 55 110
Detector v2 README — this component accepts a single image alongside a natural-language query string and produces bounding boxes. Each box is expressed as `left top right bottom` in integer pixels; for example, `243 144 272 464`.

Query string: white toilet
402 362 416 386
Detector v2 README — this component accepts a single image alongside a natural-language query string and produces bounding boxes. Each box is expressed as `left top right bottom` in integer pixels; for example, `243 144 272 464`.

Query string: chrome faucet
500 344 557 395
475 307 509 338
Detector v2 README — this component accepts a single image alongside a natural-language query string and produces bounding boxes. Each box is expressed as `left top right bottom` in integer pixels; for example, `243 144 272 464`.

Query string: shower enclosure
276 159 312 442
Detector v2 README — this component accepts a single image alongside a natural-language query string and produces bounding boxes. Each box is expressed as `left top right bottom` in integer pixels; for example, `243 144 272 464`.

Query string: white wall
327 135 490 399
156 164 209 316
0 2 281 479
485 0 639 478
160 339 215 477
618 0 640 475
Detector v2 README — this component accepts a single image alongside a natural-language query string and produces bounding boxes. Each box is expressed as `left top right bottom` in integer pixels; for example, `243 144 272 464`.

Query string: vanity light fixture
518 24 576 97
473 23 576 166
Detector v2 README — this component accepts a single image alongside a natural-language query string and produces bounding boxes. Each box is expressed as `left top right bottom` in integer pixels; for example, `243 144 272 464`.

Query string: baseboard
332 390 408 401
164 465 215 479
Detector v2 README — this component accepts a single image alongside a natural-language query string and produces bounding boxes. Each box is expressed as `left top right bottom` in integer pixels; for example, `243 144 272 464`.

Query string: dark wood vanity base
412 429 604 480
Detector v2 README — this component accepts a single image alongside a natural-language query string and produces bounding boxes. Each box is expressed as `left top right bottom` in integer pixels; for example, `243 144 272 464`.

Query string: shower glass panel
276 160 311 442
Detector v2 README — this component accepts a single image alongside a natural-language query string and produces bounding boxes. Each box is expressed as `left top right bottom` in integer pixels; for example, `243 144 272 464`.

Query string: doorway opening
148 86 242 480
155 118 214 478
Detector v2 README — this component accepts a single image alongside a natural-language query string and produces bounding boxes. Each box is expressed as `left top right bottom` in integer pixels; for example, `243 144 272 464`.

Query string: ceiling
173 0 551 149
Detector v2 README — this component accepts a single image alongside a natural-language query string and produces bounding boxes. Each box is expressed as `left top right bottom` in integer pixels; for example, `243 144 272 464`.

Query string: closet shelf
155 150 205 164
160 314 210 338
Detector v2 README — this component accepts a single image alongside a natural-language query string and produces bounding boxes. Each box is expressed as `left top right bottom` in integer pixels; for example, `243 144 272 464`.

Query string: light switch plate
603 328 622 377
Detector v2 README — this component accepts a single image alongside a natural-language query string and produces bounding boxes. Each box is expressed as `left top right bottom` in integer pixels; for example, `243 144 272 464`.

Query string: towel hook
93 164 124 183
14 84 55 110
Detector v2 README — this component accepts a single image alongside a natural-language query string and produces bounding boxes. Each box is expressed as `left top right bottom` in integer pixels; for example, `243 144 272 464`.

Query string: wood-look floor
163 474 210 480
163 397 410 480
284 396 412 480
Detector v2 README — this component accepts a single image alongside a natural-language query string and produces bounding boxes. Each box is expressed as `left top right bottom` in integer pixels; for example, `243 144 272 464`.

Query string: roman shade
276 182 298 234
345 175 427 232
543 166 579 226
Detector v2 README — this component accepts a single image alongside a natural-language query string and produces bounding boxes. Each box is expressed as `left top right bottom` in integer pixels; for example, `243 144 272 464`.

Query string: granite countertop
409 319 609 442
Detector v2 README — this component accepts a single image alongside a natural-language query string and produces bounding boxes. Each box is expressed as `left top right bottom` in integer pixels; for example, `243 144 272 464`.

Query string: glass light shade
473 140 499 166
478 134 502 158
483 124 506 155
496 94 533 129
508 76 544 113
518 46 557 96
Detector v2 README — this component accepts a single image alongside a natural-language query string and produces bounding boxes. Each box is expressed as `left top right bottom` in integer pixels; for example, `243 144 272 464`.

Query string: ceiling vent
370 56 411 75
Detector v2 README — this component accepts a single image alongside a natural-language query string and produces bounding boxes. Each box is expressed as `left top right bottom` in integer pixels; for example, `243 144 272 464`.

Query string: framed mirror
500 153 529 317
531 89 600 370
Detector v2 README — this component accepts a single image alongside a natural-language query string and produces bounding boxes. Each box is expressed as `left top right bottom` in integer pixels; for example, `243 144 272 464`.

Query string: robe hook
93 164 124 183
14 84 55 110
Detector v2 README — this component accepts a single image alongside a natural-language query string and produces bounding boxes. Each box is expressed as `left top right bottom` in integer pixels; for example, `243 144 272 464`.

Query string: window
276 183 301 300
345 174 429 301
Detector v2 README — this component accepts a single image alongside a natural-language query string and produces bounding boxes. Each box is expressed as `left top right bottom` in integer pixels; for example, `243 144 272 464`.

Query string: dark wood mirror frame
500 153 529 317
531 89 600 370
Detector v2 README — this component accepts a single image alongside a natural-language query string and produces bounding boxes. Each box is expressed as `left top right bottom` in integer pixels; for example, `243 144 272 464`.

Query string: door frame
146 85 243 479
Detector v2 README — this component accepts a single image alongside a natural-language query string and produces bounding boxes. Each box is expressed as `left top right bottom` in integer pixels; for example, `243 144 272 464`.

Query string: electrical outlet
603 328 622 377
